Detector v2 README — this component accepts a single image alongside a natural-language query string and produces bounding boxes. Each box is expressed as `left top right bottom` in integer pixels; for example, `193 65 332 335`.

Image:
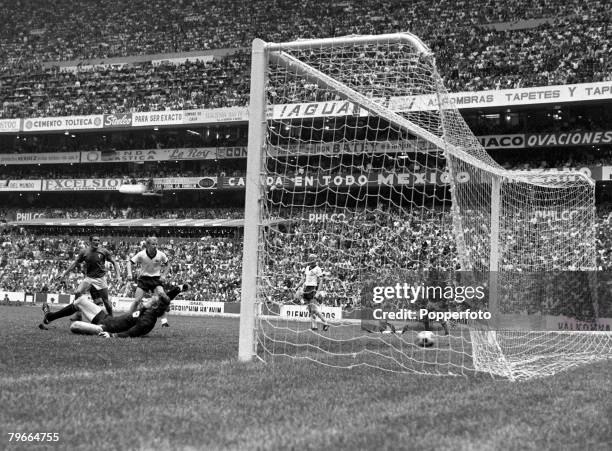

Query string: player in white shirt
297 254 329 331
127 236 171 327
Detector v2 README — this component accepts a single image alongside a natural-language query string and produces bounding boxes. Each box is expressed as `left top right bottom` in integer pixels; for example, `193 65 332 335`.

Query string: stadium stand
0 207 244 220
0 230 241 302
3 206 612 304
0 0 609 118
0 56 251 118
0 0 610 314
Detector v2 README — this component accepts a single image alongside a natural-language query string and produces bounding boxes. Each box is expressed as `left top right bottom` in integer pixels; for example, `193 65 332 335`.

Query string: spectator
0 0 610 118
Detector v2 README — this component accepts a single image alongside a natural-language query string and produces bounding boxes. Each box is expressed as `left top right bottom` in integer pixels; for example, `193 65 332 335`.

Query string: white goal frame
238 33 598 374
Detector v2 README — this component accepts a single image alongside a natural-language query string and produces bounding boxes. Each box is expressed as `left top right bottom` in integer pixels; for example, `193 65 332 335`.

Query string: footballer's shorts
137 276 163 293
303 285 317 302
73 296 105 322
80 276 108 291
306 287 321 315
89 286 109 303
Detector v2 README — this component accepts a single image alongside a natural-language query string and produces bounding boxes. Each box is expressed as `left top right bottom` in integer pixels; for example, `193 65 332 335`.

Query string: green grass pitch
1 305 610 450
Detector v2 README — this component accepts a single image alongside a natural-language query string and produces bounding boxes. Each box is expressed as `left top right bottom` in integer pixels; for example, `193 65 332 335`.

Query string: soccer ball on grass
416 330 436 348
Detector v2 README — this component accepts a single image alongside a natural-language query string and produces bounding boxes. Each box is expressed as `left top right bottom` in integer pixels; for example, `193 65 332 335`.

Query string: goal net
238 33 612 380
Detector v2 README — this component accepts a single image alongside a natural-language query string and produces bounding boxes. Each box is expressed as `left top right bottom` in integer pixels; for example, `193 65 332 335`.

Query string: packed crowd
0 0 609 118
2 0 579 63
3 126 246 154
0 232 241 303
0 207 244 221
0 203 609 314
264 208 458 308
501 148 612 171
0 56 251 119
270 148 612 175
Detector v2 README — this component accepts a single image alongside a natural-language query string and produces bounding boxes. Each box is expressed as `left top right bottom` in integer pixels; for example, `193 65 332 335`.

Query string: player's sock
41 302 50 321
39 303 51 328
45 304 78 323
102 298 113 316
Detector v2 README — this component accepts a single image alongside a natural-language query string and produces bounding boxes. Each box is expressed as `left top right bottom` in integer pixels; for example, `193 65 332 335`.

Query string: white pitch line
0 361 234 386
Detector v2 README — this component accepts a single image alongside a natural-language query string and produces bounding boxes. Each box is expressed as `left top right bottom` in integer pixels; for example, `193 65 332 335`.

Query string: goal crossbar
265 32 433 54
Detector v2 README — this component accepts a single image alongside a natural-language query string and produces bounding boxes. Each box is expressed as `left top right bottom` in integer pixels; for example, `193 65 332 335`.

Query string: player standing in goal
297 254 330 332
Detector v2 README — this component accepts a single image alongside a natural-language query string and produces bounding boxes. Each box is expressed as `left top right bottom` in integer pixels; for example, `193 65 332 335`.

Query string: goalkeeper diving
39 283 189 338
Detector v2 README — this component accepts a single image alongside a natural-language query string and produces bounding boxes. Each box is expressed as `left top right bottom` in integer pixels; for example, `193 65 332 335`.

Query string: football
416 331 436 348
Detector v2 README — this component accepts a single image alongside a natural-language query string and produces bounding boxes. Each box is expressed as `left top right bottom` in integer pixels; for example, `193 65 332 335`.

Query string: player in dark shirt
59 235 121 315
40 284 187 338
89 291 173 338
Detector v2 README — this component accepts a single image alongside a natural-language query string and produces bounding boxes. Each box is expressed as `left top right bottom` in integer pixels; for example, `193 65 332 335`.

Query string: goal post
239 32 611 379
238 39 267 362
